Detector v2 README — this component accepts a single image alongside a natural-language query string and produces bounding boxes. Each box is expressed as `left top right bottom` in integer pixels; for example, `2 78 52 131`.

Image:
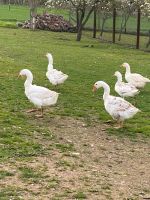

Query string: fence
70 8 150 51
0 3 149 51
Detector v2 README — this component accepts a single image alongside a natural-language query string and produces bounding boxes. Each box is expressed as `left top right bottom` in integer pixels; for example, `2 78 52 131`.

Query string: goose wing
119 83 138 93
106 96 139 119
53 69 67 77
28 85 57 99
130 73 150 83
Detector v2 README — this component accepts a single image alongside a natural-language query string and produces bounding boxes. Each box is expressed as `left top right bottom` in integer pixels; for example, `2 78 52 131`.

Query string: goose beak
18 74 24 79
92 85 97 92
17 74 21 79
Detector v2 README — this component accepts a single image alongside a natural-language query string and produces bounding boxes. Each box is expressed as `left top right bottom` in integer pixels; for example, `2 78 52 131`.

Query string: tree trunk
136 7 141 49
100 17 106 37
76 24 83 41
93 7 97 38
146 30 150 48
29 0 37 30
112 7 116 43
74 5 94 41
76 9 79 30
118 14 130 41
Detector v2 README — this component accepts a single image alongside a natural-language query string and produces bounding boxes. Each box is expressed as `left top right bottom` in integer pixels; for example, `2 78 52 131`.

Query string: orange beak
92 85 97 92
17 74 21 79
18 74 24 79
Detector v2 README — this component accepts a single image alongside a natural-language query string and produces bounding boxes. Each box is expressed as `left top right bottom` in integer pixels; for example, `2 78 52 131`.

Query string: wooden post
9 0 10 11
112 7 116 43
97 9 100 31
93 6 97 38
146 30 150 48
136 7 141 49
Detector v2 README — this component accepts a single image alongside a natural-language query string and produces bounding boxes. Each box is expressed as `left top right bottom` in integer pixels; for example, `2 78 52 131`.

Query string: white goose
46 53 68 86
122 63 150 88
93 81 140 128
19 69 59 117
114 71 139 98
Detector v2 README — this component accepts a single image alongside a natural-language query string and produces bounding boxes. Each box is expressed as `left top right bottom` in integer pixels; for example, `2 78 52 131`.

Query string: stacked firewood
22 13 76 32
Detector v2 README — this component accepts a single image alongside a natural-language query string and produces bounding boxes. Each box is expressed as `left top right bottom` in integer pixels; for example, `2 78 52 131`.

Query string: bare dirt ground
0 116 150 200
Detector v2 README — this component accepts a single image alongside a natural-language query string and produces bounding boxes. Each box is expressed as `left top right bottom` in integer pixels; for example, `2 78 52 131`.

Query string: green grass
0 27 150 165
0 23 150 199
47 177 60 189
85 13 150 33
100 32 150 51
0 5 30 28
19 167 43 183
0 186 23 199
0 4 149 50
1 4 149 33
55 143 74 153
0 5 69 28
73 191 87 199
0 170 14 179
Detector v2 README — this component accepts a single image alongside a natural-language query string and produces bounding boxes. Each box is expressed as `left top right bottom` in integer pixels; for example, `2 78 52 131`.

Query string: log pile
22 14 76 32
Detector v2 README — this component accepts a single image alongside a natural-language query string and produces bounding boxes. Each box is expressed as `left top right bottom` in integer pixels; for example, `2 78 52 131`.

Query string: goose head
19 69 32 77
93 81 110 101
46 52 53 60
18 69 33 85
121 62 131 74
114 71 121 76
122 62 130 68
114 71 122 81
93 81 108 92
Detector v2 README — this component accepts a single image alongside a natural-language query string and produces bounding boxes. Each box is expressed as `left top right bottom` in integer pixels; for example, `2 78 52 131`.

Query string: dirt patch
0 116 150 200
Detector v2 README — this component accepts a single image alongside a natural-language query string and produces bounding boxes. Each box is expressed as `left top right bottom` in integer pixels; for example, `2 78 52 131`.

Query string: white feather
19 69 59 108
46 53 68 85
114 71 139 97
122 63 150 88
94 81 140 122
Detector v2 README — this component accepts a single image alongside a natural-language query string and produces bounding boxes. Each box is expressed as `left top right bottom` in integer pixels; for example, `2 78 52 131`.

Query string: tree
28 0 38 30
98 1 113 38
46 0 102 41
131 0 150 48
117 0 136 41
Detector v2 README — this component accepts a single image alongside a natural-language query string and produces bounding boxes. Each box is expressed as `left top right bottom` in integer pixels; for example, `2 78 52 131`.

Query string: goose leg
114 120 124 129
133 95 137 106
105 120 114 124
120 121 124 128
26 108 40 113
35 108 43 118
54 84 58 89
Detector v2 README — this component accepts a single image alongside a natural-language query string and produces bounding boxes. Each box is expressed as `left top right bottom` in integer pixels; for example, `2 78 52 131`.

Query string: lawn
0 4 149 51
1 5 149 34
0 27 150 136
85 13 150 33
0 4 69 28
0 10 150 199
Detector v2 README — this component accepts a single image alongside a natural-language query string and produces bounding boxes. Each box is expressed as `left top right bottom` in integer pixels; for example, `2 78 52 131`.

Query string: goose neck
102 83 110 101
116 74 122 83
125 65 131 75
48 63 53 71
24 73 33 88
